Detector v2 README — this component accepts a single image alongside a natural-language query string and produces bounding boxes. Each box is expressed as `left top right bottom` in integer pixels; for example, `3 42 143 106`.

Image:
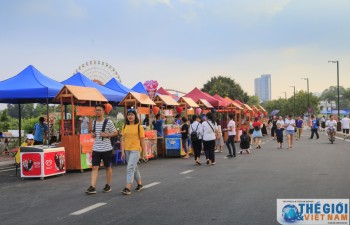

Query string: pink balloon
196 108 202 115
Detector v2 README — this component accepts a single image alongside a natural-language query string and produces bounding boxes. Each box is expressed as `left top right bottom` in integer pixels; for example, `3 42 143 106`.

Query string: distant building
254 74 271 102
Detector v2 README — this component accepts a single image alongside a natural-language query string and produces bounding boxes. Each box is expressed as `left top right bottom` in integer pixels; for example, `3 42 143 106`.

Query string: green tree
0 109 10 131
201 76 249 102
246 95 260 106
262 91 319 117
320 86 348 109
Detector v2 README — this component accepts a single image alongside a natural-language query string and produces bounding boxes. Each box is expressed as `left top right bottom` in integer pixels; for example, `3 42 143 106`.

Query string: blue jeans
125 151 141 184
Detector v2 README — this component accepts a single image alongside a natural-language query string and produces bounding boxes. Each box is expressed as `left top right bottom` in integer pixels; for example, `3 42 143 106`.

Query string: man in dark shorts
85 104 118 195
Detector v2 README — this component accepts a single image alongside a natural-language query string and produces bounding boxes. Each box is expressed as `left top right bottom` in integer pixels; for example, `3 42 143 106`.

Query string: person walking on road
85 104 118 195
270 116 278 140
276 123 285 149
223 114 236 158
181 117 190 159
295 115 304 140
190 115 203 165
284 115 296 149
202 112 218 165
252 117 263 149
341 115 350 139
215 119 224 152
121 108 146 195
309 115 319 140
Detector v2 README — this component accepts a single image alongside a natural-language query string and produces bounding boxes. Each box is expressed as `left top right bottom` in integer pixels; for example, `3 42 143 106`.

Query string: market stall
54 85 108 170
118 92 157 160
153 94 180 157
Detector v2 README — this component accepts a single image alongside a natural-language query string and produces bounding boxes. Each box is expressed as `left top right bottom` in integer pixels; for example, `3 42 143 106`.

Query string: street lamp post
328 60 341 131
290 86 296 117
301 78 310 117
282 92 287 99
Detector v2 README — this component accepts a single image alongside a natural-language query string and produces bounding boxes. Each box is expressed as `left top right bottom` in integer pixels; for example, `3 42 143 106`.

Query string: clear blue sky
0 0 349 101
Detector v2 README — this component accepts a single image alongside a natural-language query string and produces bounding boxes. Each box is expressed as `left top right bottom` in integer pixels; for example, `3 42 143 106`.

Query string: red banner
22 153 41 176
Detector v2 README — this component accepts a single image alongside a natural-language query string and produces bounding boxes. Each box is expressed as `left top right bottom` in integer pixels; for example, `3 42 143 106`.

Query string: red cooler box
20 146 66 179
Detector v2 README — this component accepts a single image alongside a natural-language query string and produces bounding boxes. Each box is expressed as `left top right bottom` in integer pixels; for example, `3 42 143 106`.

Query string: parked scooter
328 127 336 144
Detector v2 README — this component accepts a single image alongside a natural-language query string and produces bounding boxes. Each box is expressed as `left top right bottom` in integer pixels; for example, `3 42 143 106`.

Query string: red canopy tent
157 87 172 96
184 87 225 108
212 94 230 107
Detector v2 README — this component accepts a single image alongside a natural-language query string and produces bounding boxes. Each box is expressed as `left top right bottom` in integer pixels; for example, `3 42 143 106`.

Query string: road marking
0 168 16 172
180 170 194 174
71 203 106 216
143 182 161 189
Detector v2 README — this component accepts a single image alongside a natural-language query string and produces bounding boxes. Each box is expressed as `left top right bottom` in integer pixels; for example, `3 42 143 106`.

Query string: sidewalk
0 155 15 167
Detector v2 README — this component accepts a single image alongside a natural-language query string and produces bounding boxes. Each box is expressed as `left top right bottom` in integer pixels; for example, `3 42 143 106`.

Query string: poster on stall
22 153 41 176
163 109 174 117
81 153 92 169
44 151 65 176
80 134 94 153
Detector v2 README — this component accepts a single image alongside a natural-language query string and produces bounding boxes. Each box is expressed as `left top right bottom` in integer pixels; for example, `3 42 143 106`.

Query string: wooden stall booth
197 98 213 114
54 85 108 170
152 94 180 157
177 97 199 118
118 92 157 160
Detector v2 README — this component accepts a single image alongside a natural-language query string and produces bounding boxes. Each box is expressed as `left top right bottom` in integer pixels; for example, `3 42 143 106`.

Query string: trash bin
337 121 342 132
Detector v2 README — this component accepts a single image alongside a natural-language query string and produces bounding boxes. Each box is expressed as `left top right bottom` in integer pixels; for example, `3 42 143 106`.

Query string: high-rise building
254 74 271 102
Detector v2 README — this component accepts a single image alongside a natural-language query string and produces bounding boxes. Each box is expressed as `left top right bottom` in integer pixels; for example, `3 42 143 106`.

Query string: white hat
26 134 34 140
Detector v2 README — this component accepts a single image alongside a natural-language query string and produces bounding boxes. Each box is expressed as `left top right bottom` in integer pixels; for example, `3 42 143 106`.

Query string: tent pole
18 103 22 146
47 99 50 146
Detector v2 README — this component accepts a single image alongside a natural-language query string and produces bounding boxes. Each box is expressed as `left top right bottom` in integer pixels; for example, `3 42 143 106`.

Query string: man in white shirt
341 115 350 139
223 114 236 158
189 115 203 165
326 115 337 137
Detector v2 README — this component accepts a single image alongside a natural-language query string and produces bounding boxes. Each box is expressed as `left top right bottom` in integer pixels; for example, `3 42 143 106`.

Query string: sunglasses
127 108 136 113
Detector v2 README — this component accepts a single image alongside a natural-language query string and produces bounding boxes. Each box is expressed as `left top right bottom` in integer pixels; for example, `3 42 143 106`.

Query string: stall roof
184 87 222 107
54 85 108 103
105 78 132 94
243 104 253 111
224 97 234 104
227 101 243 110
61 72 125 102
258 105 267 112
178 97 199 108
0 65 63 103
157 87 172 96
118 92 155 106
234 99 244 106
154 94 179 106
131 82 148 94
197 99 213 108
212 94 230 107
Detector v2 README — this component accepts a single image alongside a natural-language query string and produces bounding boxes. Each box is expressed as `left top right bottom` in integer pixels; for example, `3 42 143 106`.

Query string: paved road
1 131 350 225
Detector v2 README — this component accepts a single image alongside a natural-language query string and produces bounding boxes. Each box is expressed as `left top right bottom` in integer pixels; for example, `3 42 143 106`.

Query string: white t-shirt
284 119 296 131
276 119 284 127
202 120 217 141
227 120 236 136
341 117 350 129
326 120 337 128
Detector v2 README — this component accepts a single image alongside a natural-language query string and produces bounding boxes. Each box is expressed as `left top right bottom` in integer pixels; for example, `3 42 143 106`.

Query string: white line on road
143 182 161 189
0 168 16 172
71 203 106 216
180 170 194 175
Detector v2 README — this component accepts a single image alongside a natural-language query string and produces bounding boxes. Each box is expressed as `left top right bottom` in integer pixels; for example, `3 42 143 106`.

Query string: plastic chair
115 149 126 164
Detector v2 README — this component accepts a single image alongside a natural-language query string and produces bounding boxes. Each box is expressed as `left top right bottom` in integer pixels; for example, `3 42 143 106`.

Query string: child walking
276 123 284 149
239 130 251 154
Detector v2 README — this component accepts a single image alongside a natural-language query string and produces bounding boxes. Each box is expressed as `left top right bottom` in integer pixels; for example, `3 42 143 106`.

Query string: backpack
316 118 320 126
241 134 250 143
93 119 117 148
190 123 200 142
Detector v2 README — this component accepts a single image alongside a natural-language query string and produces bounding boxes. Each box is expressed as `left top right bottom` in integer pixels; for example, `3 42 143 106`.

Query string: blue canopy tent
61 73 125 102
0 65 64 144
131 82 148 95
105 78 132 94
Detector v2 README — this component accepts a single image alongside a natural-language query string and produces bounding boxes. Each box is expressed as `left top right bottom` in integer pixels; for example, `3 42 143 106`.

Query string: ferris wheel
75 60 121 85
